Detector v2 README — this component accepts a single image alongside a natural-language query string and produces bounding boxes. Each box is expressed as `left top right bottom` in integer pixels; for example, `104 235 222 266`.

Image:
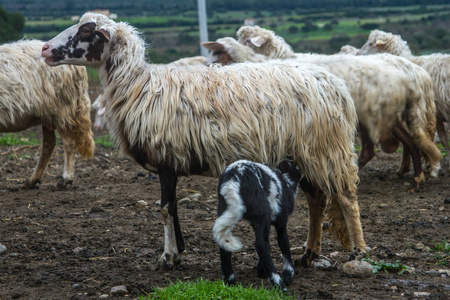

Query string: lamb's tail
213 186 245 252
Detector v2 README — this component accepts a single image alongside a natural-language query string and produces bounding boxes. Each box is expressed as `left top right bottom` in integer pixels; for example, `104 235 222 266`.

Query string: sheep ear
202 41 225 52
250 36 266 47
375 40 386 46
94 29 110 42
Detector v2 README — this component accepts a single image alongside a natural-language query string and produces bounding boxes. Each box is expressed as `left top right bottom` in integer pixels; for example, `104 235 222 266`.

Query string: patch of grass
363 257 412 275
143 278 294 300
432 239 450 266
433 239 450 253
0 133 40 146
94 135 115 148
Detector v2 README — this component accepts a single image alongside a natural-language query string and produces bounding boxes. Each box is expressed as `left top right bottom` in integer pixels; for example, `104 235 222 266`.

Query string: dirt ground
1 110 450 299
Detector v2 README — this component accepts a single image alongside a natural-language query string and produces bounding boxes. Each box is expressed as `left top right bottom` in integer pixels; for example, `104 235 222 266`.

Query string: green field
23 5 450 62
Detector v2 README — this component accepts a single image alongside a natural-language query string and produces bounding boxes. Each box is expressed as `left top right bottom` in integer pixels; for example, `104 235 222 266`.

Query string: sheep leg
219 247 235 285
275 221 294 286
436 121 450 159
333 191 367 261
253 221 285 290
26 125 56 188
397 146 411 177
156 166 183 270
357 124 375 170
298 179 326 268
392 125 424 190
56 128 77 190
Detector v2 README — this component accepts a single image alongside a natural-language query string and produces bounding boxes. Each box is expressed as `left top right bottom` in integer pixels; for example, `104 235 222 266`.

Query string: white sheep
357 30 450 162
42 12 367 270
92 56 207 133
232 27 441 185
0 39 94 189
338 45 359 55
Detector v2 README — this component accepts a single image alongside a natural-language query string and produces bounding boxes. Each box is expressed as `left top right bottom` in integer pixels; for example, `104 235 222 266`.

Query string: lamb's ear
375 40 386 46
94 29 111 42
202 41 225 51
249 36 266 47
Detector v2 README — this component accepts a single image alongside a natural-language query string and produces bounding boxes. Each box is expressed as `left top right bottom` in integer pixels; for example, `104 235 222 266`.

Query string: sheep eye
80 29 91 38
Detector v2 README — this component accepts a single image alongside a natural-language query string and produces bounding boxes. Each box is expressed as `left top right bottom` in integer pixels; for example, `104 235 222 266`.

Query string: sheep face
202 41 234 65
357 37 387 55
42 17 111 67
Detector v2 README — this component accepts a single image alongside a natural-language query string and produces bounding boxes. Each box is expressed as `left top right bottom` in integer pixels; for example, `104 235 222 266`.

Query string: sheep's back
0 40 90 131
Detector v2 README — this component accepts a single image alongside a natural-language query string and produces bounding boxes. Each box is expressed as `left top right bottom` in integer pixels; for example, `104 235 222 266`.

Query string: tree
0 5 25 43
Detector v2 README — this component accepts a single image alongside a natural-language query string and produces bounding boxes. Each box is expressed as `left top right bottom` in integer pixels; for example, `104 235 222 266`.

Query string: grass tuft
94 135 115 148
142 278 295 300
0 133 40 146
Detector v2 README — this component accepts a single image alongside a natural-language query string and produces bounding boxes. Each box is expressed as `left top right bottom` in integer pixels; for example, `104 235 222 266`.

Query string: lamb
231 27 441 186
214 159 301 289
0 39 95 189
357 29 450 163
42 13 367 270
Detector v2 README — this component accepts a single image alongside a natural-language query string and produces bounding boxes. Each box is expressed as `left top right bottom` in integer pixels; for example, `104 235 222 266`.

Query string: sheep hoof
281 269 294 286
223 274 236 286
269 274 287 292
56 179 73 190
24 179 40 189
155 253 181 271
296 249 319 268
348 247 366 261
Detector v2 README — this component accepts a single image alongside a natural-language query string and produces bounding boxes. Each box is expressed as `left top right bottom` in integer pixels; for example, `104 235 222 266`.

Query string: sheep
91 57 207 133
338 45 359 55
42 12 367 270
0 39 95 189
214 159 301 290
231 27 441 186
357 30 450 164
169 55 206 67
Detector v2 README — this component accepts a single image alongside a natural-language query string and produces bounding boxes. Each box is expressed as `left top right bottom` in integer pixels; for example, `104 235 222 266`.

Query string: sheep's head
202 38 235 66
236 25 270 50
357 30 410 56
42 13 114 67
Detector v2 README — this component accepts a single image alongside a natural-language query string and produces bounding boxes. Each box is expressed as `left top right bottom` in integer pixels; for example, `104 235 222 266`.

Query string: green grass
432 239 450 266
94 135 115 148
142 278 294 300
433 239 450 253
363 257 412 275
0 133 40 146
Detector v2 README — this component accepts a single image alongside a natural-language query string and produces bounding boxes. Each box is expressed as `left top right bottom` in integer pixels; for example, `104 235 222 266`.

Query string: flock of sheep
1 12 449 290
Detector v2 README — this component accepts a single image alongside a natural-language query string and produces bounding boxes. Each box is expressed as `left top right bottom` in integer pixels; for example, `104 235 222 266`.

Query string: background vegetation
1 1 450 63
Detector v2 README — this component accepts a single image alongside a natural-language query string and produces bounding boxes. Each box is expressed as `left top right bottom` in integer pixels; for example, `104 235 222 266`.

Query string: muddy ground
1 118 450 299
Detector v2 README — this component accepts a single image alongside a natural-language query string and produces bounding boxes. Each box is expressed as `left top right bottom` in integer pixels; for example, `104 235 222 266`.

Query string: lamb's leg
436 121 450 162
357 125 375 170
219 247 235 285
392 125 424 190
254 221 286 290
298 179 326 268
156 166 183 270
26 125 56 188
275 221 294 286
56 128 77 189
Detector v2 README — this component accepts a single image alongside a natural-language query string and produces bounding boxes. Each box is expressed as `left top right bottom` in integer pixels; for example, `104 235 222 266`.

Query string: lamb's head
42 13 116 67
357 30 411 56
